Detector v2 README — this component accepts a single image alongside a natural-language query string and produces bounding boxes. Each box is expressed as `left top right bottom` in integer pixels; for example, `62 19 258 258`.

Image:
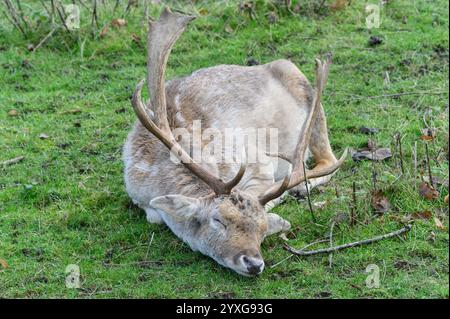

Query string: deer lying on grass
123 7 347 276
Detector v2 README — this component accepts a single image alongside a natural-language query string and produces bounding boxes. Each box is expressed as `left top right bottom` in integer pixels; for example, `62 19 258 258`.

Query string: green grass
0 0 448 298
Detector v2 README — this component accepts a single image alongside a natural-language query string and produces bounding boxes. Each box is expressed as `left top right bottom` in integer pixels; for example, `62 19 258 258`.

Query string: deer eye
213 218 227 229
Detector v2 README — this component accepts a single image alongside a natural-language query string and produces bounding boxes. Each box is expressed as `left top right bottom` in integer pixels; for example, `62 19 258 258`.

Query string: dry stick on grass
284 224 412 256
424 142 434 188
350 181 357 226
144 232 155 261
2 156 24 166
55 2 71 33
413 141 418 190
39 0 52 17
32 27 58 52
302 161 316 223
349 91 447 100
328 221 336 268
12 0 30 30
90 0 99 37
396 132 405 174
3 0 26 35
270 238 328 269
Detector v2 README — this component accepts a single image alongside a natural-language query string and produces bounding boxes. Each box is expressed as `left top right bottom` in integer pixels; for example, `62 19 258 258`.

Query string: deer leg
289 103 338 197
144 206 164 224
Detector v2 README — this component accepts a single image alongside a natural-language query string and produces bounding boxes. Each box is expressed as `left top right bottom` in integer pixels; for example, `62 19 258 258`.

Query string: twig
112 0 120 15
413 141 418 190
396 133 405 174
425 142 433 187
39 0 51 17
348 91 447 100
302 161 316 223
91 0 98 31
55 2 70 32
350 181 357 226
31 27 58 52
284 224 412 256
270 238 328 269
328 221 336 268
144 232 154 260
3 0 26 35
2 156 24 166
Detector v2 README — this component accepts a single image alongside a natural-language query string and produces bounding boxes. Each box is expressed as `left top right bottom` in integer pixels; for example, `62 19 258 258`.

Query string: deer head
131 7 347 276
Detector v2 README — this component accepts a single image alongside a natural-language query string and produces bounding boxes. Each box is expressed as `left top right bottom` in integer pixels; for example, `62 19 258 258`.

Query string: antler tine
259 56 347 205
131 7 246 195
147 7 195 133
290 58 329 174
257 175 291 207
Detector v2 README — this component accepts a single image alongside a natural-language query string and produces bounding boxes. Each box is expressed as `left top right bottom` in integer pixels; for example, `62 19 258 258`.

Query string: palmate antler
131 7 246 195
258 58 348 205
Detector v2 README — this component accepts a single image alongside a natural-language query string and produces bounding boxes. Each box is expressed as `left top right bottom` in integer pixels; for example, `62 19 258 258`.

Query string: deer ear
150 195 200 221
266 213 291 237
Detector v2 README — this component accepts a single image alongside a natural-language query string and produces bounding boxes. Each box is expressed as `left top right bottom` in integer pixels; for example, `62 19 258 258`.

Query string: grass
0 0 448 298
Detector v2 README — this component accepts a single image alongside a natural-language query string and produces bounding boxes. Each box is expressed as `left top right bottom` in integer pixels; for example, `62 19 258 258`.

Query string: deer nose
241 255 264 275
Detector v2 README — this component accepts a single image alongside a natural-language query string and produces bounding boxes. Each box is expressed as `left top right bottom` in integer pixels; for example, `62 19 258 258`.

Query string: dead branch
303 161 316 223
31 27 58 52
425 142 433 188
284 224 412 256
328 221 336 268
270 238 328 269
348 91 447 100
2 156 24 166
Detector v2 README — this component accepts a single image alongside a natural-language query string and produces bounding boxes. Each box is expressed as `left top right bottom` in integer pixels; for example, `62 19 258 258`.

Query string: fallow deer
123 7 347 276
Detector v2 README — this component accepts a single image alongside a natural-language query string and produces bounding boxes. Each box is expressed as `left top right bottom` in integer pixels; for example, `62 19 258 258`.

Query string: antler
258 57 348 205
131 7 246 195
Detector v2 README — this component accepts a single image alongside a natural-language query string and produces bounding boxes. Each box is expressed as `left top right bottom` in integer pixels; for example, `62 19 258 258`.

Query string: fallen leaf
410 210 432 220
329 0 349 10
434 217 445 230
131 34 141 44
8 109 18 117
112 18 127 28
420 128 436 141
419 182 439 200
99 25 109 38
371 190 391 214
445 194 448 204
368 36 383 46
359 127 379 135
423 176 448 188
39 133 49 140
352 148 392 161
0 258 8 269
